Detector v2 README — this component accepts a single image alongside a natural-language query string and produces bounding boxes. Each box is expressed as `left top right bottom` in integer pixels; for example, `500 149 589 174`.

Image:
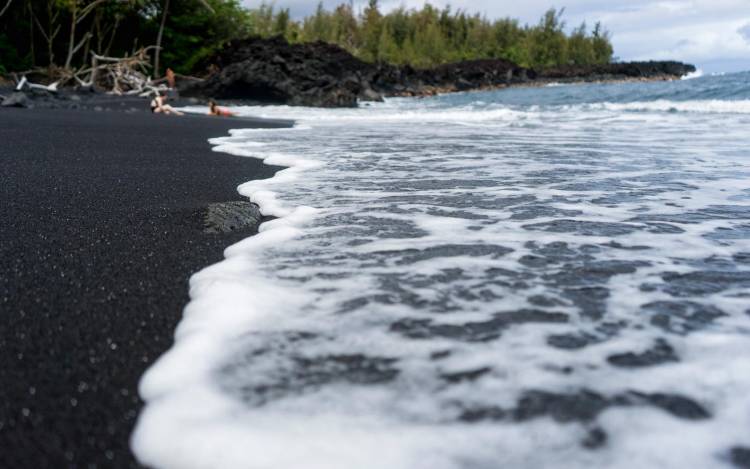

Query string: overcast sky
242 0 750 73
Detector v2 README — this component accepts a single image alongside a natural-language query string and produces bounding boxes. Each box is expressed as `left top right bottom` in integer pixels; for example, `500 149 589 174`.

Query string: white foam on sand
135 82 750 469
131 126 325 468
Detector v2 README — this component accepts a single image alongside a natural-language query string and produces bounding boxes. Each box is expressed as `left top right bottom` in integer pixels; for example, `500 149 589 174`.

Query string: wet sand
0 106 289 468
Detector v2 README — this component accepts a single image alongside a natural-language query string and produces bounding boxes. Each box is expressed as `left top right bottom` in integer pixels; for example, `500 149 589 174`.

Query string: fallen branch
12 46 182 98
0 0 12 18
73 47 165 96
175 73 204 82
15 75 60 93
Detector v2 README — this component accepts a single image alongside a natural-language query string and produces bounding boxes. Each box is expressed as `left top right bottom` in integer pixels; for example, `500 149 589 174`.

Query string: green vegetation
0 0 613 76
288 2 613 68
0 0 251 76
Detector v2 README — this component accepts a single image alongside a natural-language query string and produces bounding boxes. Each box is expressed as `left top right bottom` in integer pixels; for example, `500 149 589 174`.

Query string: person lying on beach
208 100 235 117
150 95 183 116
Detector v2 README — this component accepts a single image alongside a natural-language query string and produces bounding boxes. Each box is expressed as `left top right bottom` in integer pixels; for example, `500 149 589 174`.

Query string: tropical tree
0 0 615 76
360 0 382 62
591 21 614 64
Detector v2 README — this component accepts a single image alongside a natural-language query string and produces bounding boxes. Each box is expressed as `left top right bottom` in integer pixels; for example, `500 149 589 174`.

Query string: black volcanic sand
0 106 289 468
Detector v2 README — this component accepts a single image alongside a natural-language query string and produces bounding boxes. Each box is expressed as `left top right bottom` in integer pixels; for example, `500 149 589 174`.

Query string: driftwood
64 0 110 69
12 46 204 97
15 75 60 92
73 47 165 96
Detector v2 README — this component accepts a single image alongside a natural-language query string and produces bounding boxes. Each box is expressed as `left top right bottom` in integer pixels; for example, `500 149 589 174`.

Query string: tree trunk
154 0 170 78
64 3 78 69
89 53 98 86
31 2 60 67
103 14 121 56
47 3 55 66
82 30 91 64
0 0 13 18
94 8 103 52
27 0 35 66
64 0 107 69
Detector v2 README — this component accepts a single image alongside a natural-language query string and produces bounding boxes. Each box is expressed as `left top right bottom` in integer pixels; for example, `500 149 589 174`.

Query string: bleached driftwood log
73 47 166 96
15 75 61 92
13 46 203 97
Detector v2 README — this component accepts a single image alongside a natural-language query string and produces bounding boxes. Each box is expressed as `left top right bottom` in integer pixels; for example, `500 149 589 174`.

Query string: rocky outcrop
182 36 378 107
538 61 696 82
1 91 29 108
372 59 534 96
183 36 533 107
182 36 696 108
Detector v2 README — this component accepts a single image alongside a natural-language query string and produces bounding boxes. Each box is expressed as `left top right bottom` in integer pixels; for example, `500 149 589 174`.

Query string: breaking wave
134 71 750 469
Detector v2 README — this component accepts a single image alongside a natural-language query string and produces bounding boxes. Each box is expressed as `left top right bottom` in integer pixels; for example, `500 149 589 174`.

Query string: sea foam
134 74 750 469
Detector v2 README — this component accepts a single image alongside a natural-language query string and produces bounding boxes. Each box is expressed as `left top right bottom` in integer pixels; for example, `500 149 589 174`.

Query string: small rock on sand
1 91 29 108
203 201 263 234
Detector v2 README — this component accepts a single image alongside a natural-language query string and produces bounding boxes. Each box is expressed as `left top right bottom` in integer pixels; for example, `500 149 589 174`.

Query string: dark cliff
181 36 696 108
183 36 377 107
538 61 696 82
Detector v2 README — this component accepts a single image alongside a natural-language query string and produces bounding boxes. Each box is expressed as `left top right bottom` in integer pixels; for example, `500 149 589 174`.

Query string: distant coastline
181 36 696 108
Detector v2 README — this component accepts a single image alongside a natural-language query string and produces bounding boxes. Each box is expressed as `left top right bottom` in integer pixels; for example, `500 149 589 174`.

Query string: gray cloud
739 23 750 42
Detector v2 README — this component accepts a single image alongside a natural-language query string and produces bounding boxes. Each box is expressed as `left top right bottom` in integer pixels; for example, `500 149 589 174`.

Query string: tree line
0 0 614 77
273 2 613 69
0 0 250 76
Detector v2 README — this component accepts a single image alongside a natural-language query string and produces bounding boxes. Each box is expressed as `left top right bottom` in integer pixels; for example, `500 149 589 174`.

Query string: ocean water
133 72 750 469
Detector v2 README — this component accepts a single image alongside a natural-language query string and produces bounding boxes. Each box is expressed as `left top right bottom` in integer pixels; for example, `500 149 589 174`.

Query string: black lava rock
538 61 696 81
182 37 695 107
182 36 532 107
182 36 376 107
203 201 263 234
1 91 29 108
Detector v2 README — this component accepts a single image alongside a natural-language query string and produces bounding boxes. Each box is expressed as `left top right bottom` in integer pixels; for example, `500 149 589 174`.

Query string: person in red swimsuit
208 100 235 117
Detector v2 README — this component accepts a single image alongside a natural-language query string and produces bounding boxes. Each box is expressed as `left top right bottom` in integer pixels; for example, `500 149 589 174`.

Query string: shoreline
131 125 314 469
0 105 291 468
3 66 696 112
384 73 689 98
182 36 696 107
127 72 750 469
0 72 750 469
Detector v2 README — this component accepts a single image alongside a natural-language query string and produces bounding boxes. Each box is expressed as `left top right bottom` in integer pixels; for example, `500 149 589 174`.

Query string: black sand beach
0 106 288 468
